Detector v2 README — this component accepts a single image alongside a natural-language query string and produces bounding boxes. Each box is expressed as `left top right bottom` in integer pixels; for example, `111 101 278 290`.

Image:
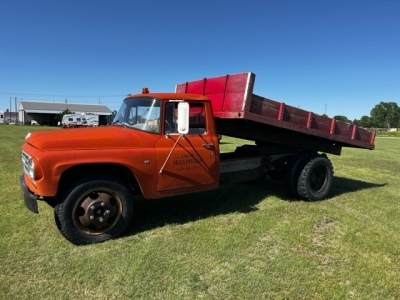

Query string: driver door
155 101 219 194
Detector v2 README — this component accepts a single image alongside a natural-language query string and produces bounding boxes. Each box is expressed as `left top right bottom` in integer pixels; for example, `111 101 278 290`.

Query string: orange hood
25 126 143 151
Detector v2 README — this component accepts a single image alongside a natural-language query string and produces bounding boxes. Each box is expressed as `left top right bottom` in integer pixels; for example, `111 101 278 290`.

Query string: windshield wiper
111 120 129 128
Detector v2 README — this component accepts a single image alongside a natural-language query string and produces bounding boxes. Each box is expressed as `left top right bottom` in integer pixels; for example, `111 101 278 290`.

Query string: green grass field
1 125 399 299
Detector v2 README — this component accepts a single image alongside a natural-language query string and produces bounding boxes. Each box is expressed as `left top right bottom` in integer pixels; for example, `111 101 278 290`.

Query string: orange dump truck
20 72 375 244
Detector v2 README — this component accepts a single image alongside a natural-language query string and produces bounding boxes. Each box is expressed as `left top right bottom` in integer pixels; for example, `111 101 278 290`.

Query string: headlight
22 151 35 179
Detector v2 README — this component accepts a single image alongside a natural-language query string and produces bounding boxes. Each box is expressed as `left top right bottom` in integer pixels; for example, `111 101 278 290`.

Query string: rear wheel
283 152 314 198
54 175 133 245
297 154 333 200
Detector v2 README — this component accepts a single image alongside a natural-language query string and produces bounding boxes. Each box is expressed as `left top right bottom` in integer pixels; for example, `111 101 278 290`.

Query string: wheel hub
76 192 118 232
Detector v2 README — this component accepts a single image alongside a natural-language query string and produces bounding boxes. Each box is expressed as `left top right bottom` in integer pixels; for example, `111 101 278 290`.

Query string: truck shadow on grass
126 183 268 236
331 176 387 197
124 176 385 237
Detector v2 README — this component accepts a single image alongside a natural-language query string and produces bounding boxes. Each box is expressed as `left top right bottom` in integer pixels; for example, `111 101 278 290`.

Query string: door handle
203 143 214 149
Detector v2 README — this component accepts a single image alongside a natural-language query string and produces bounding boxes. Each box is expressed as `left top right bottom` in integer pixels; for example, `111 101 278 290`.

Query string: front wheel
54 175 134 245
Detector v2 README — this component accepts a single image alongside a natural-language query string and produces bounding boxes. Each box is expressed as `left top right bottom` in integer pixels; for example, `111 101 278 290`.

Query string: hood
25 126 143 151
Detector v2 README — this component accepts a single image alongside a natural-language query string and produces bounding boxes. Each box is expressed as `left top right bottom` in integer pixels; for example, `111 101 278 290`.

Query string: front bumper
20 175 39 214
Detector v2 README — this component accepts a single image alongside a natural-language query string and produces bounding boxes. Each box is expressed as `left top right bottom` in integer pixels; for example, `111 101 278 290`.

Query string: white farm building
18 101 113 126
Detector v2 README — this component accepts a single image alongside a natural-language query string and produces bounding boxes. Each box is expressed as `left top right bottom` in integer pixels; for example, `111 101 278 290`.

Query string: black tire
297 154 334 201
283 152 316 198
54 175 134 245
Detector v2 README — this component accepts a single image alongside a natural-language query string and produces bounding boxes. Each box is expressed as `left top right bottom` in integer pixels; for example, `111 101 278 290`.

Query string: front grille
22 151 32 176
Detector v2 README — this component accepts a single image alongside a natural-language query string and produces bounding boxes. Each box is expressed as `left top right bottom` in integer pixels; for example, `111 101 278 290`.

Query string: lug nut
99 217 104 223
90 206 95 210
105 210 110 215
90 216 94 220
101 202 105 207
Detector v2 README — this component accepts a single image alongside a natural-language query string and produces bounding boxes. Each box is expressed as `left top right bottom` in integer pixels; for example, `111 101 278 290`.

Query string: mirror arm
159 134 184 174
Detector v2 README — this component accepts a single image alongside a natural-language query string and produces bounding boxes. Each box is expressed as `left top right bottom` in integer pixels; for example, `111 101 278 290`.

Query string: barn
18 101 113 125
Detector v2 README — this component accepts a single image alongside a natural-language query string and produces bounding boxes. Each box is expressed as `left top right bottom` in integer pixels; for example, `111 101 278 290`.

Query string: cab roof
124 92 210 102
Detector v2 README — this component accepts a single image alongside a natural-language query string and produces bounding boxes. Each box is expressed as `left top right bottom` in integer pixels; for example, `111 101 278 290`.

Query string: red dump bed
176 72 375 155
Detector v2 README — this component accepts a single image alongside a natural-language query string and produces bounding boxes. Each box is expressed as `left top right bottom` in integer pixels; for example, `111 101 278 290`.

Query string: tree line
57 103 399 129
331 101 400 129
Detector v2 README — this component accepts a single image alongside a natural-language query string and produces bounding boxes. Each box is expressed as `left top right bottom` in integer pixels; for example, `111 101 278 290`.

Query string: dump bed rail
176 72 375 155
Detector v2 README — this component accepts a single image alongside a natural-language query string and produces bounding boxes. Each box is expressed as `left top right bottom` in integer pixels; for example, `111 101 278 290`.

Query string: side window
164 102 207 135
165 102 177 134
188 103 206 134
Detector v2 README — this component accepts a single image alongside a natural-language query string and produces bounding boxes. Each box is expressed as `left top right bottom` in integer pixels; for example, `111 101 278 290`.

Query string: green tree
333 115 351 123
370 102 400 129
358 115 372 128
55 108 74 123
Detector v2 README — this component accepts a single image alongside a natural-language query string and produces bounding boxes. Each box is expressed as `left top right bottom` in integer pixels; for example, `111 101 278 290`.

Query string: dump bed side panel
247 95 376 150
176 72 254 118
176 72 375 152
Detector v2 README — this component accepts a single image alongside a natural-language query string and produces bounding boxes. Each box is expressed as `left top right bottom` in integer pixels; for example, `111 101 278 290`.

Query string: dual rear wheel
284 153 334 201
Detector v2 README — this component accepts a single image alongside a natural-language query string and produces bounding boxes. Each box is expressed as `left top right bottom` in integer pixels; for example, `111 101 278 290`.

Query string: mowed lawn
1 125 399 299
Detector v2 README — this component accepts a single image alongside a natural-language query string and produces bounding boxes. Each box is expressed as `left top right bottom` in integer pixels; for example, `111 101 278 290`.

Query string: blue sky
0 0 399 120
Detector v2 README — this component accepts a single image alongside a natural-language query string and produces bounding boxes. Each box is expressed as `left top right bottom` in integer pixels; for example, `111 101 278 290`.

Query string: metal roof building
18 101 113 125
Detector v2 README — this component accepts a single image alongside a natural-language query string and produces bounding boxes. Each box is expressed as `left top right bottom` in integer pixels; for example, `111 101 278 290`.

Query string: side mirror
177 102 189 134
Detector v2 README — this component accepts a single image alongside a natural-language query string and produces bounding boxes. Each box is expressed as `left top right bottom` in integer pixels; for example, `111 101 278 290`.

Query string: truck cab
111 92 220 197
21 92 221 245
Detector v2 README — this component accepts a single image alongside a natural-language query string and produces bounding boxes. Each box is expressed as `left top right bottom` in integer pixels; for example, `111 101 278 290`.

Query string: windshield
113 97 161 133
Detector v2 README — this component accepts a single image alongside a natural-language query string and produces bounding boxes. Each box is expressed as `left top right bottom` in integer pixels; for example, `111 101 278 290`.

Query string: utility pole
15 97 18 124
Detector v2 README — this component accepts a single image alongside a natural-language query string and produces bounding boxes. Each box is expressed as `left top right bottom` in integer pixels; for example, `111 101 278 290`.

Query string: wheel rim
309 165 328 194
72 188 123 235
